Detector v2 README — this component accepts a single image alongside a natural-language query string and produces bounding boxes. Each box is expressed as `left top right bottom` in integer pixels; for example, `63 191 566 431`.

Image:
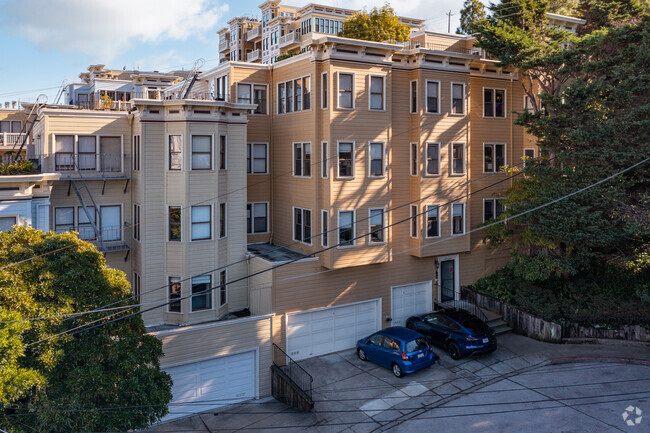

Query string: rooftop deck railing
246 26 261 41
0 132 29 148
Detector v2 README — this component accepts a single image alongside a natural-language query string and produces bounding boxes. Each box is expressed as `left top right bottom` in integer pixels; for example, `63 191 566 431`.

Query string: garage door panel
287 300 379 361
391 282 432 327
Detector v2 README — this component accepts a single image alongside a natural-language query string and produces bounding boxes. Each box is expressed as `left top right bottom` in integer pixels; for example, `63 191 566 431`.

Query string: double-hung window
321 72 328 109
278 77 310 113
219 270 227 306
191 275 211 312
191 205 211 241
237 83 251 104
133 204 141 242
338 73 353 108
426 81 439 113
77 207 97 240
253 84 267 114
55 135 74 170
100 205 121 241
321 142 328 178
293 142 311 177
338 142 354 178
55 207 74 233
168 206 181 241
451 143 465 175
191 135 212 170
523 148 535 167
484 199 505 222
452 203 465 235
219 203 227 238
369 76 384 110
293 207 312 244
278 83 286 113
484 143 505 173
369 208 385 244
168 277 181 312
410 80 418 113
410 205 418 238
484 88 506 118
168 135 182 170
247 202 268 234
451 83 465 115
219 136 227 170
78 136 96 170
426 205 440 238
215 75 228 100
338 210 354 246
321 210 329 247
369 142 384 177
247 143 268 174
426 142 440 175
0 216 17 232
132 135 140 171
410 143 418 175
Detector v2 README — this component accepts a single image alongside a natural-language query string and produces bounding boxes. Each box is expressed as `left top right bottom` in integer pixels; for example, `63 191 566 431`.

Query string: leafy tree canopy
579 0 648 34
340 4 411 42
457 0 487 35
0 227 172 432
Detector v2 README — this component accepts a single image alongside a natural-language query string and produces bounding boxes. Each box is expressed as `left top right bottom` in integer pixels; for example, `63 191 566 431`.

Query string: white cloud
0 0 229 60
134 49 189 72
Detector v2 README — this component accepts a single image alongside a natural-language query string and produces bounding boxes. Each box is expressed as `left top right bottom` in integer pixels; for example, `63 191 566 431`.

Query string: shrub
0 159 35 175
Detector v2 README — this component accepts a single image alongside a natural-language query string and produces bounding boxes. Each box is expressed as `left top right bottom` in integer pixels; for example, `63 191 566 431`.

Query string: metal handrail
435 298 489 323
272 344 313 399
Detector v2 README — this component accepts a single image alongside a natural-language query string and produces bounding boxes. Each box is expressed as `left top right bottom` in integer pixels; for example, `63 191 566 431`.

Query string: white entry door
286 299 380 361
163 350 257 421
391 281 433 326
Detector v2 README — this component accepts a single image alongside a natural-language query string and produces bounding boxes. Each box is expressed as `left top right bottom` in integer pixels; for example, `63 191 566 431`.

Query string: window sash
410 205 418 238
219 271 227 306
237 83 252 104
452 83 464 114
426 81 439 113
369 142 384 177
426 143 439 175
321 73 328 109
321 142 328 178
247 202 268 234
369 209 384 243
191 135 212 170
321 210 328 247
169 135 182 170
410 81 417 113
452 143 465 174
168 206 181 241
219 136 227 170
100 205 121 241
426 205 439 238
191 206 211 240
338 73 353 108
338 211 354 246
369 76 384 110
411 142 418 175
452 203 464 234
191 275 212 311
484 144 505 172
219 203 226 238
253 85 267 114
338 142 353 177
168 277 182 312
55 207 74 232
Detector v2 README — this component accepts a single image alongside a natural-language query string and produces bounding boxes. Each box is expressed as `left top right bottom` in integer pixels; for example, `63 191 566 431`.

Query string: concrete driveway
144 334 650 433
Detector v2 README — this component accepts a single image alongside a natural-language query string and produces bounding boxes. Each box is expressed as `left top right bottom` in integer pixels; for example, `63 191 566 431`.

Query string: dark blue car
406 309 496 360
356 326 437 377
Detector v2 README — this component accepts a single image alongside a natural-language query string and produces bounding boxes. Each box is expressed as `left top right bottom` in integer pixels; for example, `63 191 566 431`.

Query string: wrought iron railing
55 222 131 252
272 343 313 400
435 297 489 323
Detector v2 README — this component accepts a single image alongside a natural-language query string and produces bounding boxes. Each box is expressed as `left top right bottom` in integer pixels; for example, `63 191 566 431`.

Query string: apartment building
0 4 583 422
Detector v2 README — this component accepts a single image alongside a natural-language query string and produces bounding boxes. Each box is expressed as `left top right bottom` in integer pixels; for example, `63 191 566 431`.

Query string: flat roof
247 242 311 263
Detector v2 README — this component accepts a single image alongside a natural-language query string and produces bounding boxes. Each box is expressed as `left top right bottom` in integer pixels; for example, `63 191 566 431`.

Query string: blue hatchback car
356 326 437 377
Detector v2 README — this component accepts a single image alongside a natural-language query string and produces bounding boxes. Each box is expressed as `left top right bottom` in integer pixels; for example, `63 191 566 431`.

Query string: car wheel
447 342 462 360
357 348 367 361
392 363 403 378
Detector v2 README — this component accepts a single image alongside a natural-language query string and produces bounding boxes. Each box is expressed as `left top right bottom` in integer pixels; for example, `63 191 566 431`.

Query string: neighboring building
0 3 584 423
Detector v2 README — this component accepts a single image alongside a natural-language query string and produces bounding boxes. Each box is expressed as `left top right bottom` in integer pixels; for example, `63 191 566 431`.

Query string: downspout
269 64 274 244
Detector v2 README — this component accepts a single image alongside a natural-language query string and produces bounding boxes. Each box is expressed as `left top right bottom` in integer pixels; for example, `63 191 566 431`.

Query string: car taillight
401 352 409 361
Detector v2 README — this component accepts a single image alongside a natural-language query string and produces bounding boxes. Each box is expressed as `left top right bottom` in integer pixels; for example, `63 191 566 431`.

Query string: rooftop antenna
446 10 454 33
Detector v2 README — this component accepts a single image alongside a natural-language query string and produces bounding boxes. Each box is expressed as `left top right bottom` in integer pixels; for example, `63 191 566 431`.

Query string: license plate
482 338 489 343
417 353 424 359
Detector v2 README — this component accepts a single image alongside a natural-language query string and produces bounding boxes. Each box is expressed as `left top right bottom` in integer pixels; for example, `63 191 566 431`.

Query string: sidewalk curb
549 355 650 366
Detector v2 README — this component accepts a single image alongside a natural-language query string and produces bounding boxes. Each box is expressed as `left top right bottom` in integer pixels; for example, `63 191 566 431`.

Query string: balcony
279 31 301 48
56 222 131 253
246 26 261 41
0 133 29 150
219 39 229 52
44 153 129 180
246 49 261 62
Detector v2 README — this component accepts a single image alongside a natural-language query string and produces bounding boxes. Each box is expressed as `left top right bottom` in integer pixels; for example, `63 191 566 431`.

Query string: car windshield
405 337 429 353
462 318 489 333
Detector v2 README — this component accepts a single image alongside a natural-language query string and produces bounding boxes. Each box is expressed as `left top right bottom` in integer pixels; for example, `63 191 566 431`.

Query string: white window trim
251 83 269 115
424 142 441 177
0 215 19 231
247 201 270 234
219 269 228 307
410 79 418 114
133 203 141 243
321 141 329 179
367 141 386 178
321 71 328 110
483 198 506 223
336 140 355 180
425 204 441 239
483 142 507 174
167 276 182 313
190 273 214 313
236 82 253 105
247 142 269 175
97 134 125 173
483 87 507 119
321 209 329 247
190 134 214 171
167 133 183 172
292 141 312 178
276 74 313 115
219 135 227 171
337 209 356 248
410 204 419 239
292 206 312 245
98 203 124 242
336 71 355 110
410 142 419 176
523 147 536 167
219 202 227 239
190 204 213 242
368 74 386 111
368 207 386 245
53 206 75 232
451 202 466 236
167 205 183 243
450 142 466 176
450 82 466 116
132 135 140 171
425 80 441 115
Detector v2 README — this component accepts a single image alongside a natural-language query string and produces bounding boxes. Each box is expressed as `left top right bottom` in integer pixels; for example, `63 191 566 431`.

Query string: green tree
578 0 647 34
340 4 411 42
0 227 172 432
457 0 486 35
485 19 650 280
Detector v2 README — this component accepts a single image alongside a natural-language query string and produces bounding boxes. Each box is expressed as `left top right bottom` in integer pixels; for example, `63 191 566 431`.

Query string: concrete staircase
481 308 512 335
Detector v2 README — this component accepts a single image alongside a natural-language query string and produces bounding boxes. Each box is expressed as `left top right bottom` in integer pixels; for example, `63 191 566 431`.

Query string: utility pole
446 10 454 33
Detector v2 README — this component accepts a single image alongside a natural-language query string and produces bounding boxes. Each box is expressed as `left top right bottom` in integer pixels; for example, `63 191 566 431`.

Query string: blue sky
0 0 469 105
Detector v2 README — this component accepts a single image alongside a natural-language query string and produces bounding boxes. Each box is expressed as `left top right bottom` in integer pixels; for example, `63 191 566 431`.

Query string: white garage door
163 350 256 421
391 281 433 327
287 300 380 361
